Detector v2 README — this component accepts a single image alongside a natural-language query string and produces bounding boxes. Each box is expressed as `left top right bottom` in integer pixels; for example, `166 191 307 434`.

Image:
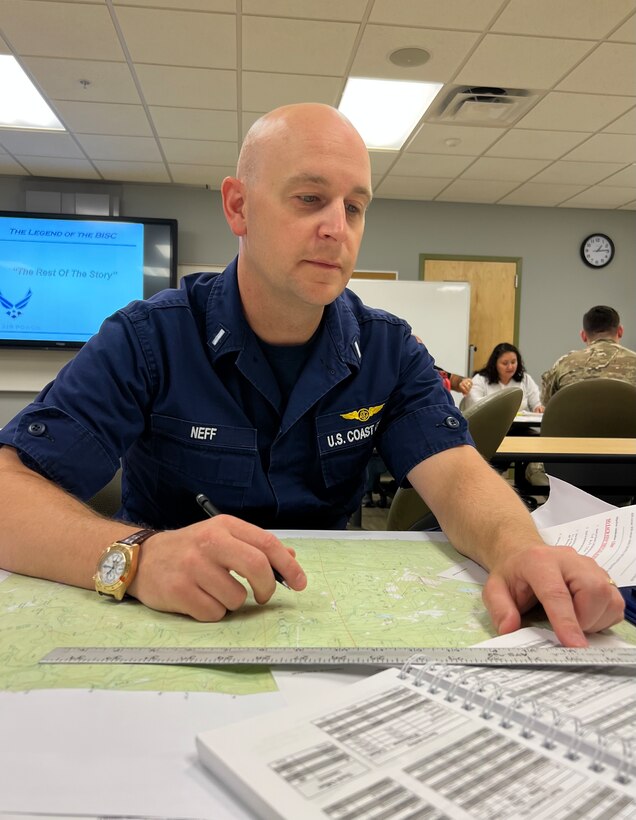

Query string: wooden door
421 257 520 374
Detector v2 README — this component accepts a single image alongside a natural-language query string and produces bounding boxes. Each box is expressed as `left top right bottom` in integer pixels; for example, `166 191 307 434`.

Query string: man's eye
298 195 319 204
346 203 361 215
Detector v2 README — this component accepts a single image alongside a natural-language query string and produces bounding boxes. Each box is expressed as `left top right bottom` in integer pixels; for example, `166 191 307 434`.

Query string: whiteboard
347 279 471 377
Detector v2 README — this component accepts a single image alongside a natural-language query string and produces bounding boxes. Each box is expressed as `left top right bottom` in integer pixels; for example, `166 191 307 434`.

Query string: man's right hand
128 516 307 621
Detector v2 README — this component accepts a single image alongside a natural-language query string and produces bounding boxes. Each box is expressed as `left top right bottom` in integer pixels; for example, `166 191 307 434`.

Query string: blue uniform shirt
0 259 472 529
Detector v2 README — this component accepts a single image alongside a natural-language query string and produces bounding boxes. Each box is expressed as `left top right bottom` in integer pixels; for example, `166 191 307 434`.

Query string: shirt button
27 421 47 436
443 416 460 429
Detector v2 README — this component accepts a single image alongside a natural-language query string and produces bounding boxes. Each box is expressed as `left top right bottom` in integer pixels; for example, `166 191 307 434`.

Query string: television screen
0 211 178 349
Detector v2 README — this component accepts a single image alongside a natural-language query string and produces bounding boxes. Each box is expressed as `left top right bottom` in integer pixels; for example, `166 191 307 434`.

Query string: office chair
87 467 122 518
537 378 636 502
386 388 523 530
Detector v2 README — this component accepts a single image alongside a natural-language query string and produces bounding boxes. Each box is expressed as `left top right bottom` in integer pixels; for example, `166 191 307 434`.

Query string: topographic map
1 536 634 694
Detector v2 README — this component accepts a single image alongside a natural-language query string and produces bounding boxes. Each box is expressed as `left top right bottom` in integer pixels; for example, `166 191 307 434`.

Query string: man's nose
318 201 347 241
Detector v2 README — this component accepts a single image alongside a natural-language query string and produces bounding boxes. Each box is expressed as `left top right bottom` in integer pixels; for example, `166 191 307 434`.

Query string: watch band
117 528 159 548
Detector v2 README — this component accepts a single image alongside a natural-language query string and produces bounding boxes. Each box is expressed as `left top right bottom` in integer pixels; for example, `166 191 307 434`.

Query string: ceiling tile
351 26 480 82
557 43 636 95
561 133 636 163
242 16 357 75
114 1 234 10
242 0 368 22
374 175 452 200
93 159 170 183
455 34 593 89
135 66 236 109
460 156 550 181
392 152 475 177
368 151 398 175
597 164 636 186
0 154 27 174
603 105 636 134
499 182 588 206
14 155 100 178
492 0 635 39
160 138 237 165
532 160 629 185
408 123 505 154
168 163 235 187
149 108 237 141
486 129 589 159
115 7 235 69
370 0 503 30
0 130 85 158
22 57 141 104
609 12 636 42
517 91 635 131
75 134 163 162
54 101 152 136
0 0 123 60
618 199 636 209
242 72 341 112
436 178 519 202
559 185 636 208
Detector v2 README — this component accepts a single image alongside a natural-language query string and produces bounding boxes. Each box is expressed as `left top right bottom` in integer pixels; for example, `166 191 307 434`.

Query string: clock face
581 234 614 268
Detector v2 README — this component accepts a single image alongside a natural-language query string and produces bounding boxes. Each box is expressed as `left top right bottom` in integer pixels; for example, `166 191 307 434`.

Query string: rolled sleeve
380 403 473 487
3 406 120 498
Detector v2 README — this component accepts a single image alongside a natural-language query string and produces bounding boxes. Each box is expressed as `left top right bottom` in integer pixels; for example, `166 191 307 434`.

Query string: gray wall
1 175 635 424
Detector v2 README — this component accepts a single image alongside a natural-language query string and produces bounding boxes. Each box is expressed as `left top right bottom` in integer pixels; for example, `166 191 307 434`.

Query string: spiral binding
399 653 634 786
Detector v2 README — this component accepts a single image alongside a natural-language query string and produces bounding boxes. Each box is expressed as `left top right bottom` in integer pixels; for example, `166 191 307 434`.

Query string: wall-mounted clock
580 233 615 268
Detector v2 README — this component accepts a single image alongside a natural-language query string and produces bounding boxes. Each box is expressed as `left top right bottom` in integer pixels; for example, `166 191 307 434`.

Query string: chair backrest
541 379 636 438
387 388 523 530
540 379 636 501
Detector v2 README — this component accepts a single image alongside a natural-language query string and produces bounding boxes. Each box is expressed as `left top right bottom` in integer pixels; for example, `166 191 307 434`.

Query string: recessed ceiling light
389 47 431 68
339 77 443 150
0 56 64 131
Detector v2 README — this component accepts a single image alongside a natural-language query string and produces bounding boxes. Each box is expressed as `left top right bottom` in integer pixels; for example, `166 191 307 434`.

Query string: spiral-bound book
197 660 636 819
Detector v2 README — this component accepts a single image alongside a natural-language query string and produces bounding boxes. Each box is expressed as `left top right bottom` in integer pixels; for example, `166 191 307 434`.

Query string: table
1 528 635 818
493 436 636 495
495 436 636 462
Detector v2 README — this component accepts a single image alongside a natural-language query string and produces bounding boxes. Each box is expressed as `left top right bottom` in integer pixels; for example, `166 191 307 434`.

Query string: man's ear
617 324 624 340
221 176 247 237
580 329 588 344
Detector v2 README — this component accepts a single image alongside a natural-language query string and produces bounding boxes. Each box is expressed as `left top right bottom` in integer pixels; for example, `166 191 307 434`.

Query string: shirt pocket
150 414 257 489
315 407 382 489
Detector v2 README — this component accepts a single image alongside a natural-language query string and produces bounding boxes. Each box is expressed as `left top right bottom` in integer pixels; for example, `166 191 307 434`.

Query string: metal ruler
41 645 636 667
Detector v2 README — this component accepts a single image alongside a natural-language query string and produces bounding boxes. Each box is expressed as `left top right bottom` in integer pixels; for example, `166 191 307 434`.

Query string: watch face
98 549 127 585
581 234 614 268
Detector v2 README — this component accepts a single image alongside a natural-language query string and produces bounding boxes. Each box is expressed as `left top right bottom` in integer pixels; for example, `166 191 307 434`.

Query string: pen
195 493 290 589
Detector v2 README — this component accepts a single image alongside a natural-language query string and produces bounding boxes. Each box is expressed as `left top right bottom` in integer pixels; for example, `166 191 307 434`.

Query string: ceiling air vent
427 86 537 126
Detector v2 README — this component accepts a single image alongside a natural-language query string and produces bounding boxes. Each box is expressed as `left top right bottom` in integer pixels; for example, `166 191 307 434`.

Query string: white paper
0 688 287 818
532 475 617 529
539 505 636 586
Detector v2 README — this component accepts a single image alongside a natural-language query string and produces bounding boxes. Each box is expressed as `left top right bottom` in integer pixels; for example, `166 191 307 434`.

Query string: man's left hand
482 544 625 647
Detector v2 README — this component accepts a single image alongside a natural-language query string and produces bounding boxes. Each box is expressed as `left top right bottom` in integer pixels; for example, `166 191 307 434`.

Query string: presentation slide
0 216 144 343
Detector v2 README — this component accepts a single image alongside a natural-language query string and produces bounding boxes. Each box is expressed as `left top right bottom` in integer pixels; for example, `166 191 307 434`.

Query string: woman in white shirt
462 342 544 412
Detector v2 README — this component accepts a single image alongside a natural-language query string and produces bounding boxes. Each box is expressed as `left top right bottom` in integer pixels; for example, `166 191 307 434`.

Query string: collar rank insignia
340 404 384 423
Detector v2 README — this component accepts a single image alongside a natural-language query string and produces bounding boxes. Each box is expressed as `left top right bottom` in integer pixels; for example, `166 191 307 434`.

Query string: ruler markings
40 646 636 668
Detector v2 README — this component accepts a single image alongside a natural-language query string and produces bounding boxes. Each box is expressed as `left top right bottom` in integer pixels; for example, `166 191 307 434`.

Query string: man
542 305 636 404
0 104 623 644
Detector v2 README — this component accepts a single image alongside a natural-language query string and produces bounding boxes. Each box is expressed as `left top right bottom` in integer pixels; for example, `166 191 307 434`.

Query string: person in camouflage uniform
541 305 636 405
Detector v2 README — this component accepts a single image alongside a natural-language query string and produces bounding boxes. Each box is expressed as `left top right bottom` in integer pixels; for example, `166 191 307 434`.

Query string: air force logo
0 289 33 319
340 404 384 423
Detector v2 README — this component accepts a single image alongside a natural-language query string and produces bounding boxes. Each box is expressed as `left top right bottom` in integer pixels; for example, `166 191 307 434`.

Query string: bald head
237 104 369 189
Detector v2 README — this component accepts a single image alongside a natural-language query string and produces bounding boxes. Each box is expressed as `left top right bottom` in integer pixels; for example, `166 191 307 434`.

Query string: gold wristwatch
94 528 158 600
